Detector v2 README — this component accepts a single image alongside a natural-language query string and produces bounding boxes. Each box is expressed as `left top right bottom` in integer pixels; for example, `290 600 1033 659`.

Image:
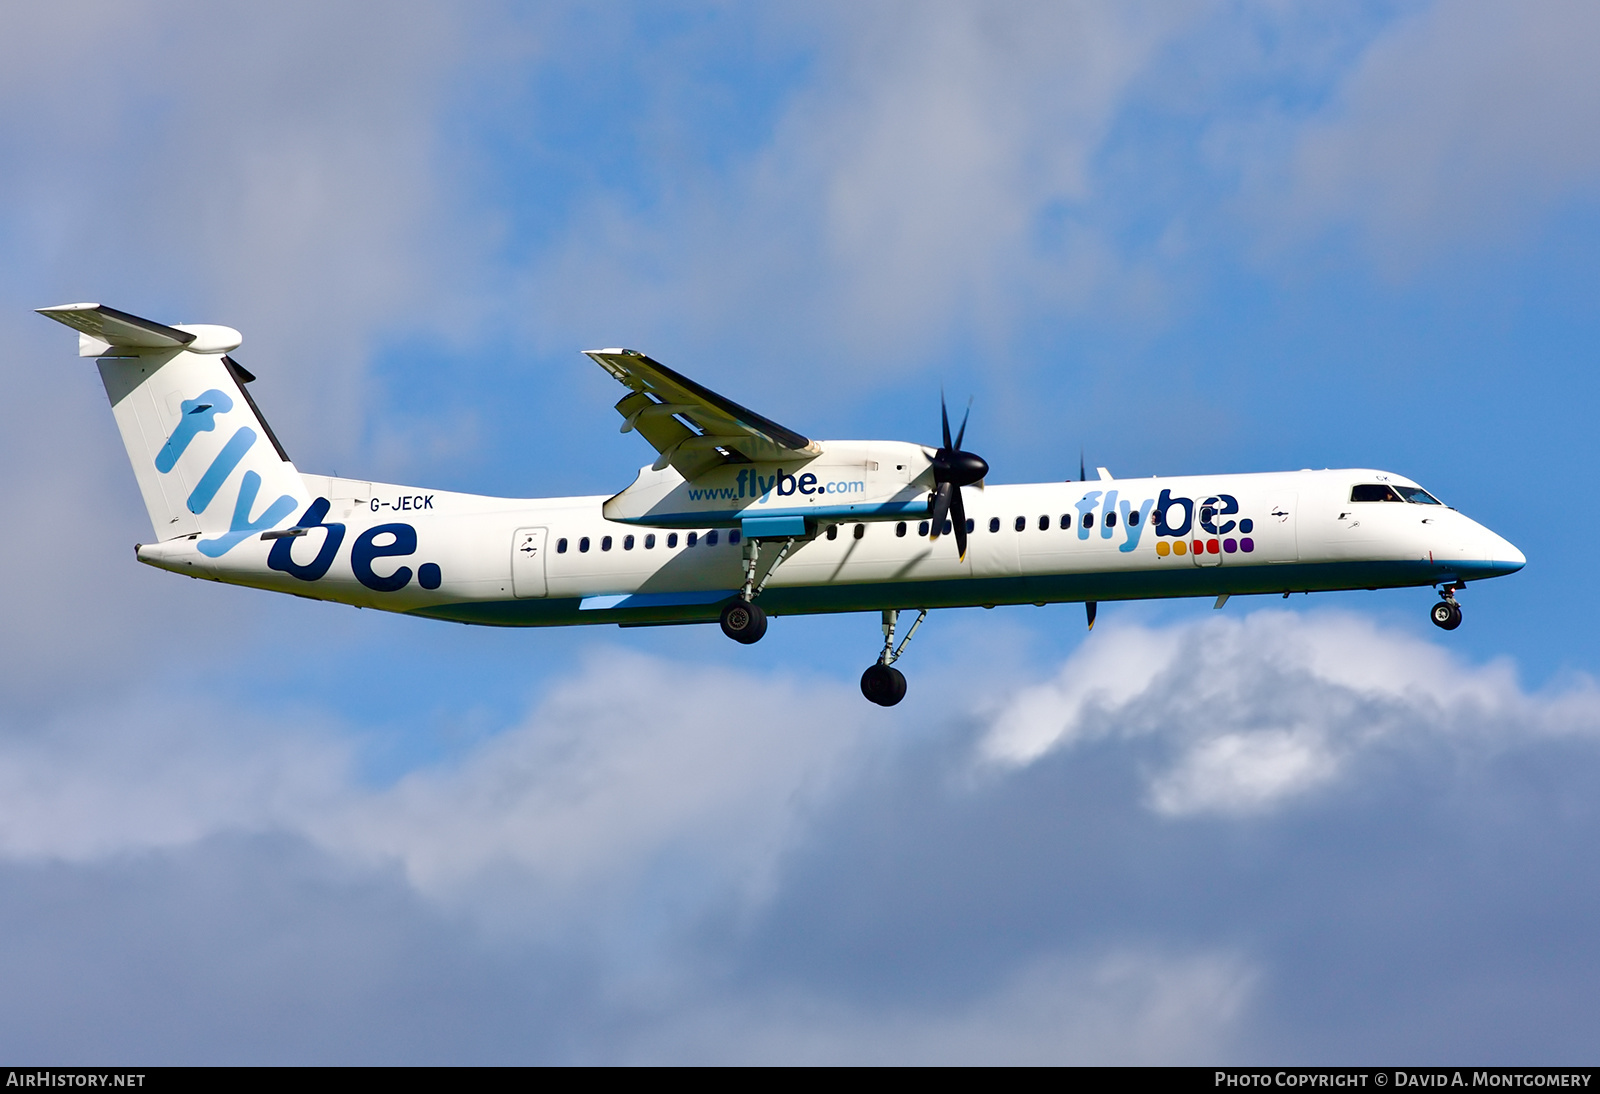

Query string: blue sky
3 0 1599 1062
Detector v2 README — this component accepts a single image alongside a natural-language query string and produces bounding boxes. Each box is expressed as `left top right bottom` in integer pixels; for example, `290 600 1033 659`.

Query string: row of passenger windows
557 511 1133 555
556 529 742 554
836 511 1131 539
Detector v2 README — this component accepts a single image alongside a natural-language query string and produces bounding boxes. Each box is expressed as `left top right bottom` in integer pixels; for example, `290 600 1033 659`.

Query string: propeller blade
928 481 952 539
953 398 971 452
1086 601 1097 630
941 394 953 452
951 484 968 560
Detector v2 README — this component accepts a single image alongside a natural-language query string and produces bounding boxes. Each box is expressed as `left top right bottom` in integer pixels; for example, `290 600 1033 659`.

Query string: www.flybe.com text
685 469 865 502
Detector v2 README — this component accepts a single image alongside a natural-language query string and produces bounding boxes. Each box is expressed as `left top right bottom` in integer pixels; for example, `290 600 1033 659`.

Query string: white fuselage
136 466 1525 628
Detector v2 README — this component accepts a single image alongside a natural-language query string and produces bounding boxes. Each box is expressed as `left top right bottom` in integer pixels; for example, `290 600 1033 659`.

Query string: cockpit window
1394 485 1442 505
1351 484 1404 502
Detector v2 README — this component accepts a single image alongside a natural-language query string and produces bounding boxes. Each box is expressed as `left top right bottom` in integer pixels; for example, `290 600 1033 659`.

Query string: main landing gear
861 608 927 707
719 534 798 645
1430 584 1464 631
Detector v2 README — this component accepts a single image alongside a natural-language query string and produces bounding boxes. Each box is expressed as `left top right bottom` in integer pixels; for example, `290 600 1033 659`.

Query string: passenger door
511 527 548 598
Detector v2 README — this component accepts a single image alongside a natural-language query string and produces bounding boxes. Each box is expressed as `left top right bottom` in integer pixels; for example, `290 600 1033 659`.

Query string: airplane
39 302 1526 706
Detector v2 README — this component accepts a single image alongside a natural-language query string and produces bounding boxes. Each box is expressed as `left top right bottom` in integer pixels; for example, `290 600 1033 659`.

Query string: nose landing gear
861 608 927 706
1430 585 1463 631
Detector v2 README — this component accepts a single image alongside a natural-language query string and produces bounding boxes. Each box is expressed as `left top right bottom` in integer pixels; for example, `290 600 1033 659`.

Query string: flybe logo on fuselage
684 468 868 504
1037 487 1261 556
154 389 297 557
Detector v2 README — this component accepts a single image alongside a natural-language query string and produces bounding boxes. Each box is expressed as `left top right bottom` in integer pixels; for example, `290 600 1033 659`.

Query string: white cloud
979 611 1599 816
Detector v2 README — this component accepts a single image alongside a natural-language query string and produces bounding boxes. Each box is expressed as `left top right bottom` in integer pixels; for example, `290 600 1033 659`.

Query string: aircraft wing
585 349 819 478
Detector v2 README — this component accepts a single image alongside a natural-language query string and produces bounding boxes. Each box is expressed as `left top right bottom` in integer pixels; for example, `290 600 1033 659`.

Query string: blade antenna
1079 449 1086 483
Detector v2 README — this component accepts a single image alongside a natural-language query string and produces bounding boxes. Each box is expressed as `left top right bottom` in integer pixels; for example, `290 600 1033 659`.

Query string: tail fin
39 303 309 555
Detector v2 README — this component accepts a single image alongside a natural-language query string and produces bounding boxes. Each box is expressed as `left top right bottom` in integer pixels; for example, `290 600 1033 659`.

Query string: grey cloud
1254 0 1600 271
1 616 1598 1060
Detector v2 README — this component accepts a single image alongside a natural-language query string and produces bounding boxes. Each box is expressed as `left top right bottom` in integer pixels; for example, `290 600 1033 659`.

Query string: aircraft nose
1479 524 1526 575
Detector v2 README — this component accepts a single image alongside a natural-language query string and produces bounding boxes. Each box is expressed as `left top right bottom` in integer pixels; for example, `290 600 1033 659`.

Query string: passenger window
1059 514 1070 530
896 522 907 537
1083 512 1094 529
729 530 740 544
1128 510 1139 525
601 535 613 551
1351 484 1404 502
667 533 678 548
623 534 635 550
1014 516 1026 532
827 525 838 540
965 518 974 534
942 519 952 535
989 517 1000 533
853 523 865 539
579 536 590 553
1106 511 1117 528
1038 515 1048 532
706 530 718 546
687 532 698 547
557 538 568 554
645 534 656 549
919 521 930 536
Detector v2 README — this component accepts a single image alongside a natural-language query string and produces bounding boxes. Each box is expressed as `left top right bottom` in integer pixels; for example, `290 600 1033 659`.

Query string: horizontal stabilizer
37 303 196 357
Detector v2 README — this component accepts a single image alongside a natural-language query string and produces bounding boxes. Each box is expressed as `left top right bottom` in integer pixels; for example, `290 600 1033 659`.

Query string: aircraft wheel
1430 600 1462 631
720 600 767 644
860 663 907 706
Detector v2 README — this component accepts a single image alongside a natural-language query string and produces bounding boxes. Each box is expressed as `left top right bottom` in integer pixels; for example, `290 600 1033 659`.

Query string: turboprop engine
602 440 938 532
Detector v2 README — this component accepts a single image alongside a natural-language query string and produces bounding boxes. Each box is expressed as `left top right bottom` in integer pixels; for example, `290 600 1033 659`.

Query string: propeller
927 394 989 560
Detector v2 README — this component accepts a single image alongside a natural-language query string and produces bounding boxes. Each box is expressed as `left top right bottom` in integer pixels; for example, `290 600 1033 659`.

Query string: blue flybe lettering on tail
198 471 300 558
186 427 257 513
156 390 231 472
151 392 297 557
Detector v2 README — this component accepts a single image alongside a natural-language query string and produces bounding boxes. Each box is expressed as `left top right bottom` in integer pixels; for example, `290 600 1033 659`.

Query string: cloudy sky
3 0 1599 1063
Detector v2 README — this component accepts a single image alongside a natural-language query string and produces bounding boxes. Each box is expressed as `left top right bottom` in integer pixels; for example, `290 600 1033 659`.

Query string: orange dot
1156 540 1170 557
1174 540 1187 555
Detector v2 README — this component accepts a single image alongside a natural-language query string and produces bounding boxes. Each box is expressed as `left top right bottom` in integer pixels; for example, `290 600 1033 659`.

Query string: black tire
860 663 907 706
1430 600 1462 631
720 600 768 644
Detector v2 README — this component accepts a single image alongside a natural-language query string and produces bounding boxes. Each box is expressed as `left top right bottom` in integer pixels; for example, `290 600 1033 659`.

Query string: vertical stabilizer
39 304 309 554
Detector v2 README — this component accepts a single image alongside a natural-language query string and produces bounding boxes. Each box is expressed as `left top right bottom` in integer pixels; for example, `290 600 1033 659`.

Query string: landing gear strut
720 535 797 644
1430 585 1463 631
861 608 927 707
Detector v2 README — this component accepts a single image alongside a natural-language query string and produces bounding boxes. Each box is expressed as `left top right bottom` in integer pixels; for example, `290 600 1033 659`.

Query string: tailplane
38 303 309 554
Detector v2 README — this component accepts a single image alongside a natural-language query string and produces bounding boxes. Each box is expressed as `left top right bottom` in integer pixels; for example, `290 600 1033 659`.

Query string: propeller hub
935 450 987 487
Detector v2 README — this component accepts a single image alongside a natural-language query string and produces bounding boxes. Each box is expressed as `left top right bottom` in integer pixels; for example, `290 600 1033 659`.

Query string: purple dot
1240 537 1254 553
1223 538 1237 553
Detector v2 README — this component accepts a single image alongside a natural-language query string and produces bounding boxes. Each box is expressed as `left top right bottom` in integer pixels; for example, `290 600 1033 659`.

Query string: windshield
1395 485 1442 505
